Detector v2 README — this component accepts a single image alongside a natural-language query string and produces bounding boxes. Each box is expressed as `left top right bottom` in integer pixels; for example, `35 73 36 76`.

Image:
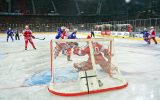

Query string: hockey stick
34 37 46 40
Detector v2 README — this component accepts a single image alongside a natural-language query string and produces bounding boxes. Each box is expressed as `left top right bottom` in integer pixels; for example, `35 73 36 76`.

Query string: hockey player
55 27 63 39
6 28 14 42
60 27 67 39
54 42 75 61
66 29 79 61
73 42 112 77
87 33 91 39
65 42 75 61
58 28 78 61
23 25 36 50
148 26 157 44
15 29 20 40
141 28 149 44
64 28 74 61
54 26 67 39
55 27 66 56
54 28 78 61
60 27 68 54
55 27 68 52
65 28 70 38
68 29 78 39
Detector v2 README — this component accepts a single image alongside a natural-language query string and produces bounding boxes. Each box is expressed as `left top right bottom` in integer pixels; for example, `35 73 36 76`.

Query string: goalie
73 42 113 77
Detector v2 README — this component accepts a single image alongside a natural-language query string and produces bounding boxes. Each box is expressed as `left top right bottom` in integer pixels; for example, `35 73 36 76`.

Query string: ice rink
0 33 160 100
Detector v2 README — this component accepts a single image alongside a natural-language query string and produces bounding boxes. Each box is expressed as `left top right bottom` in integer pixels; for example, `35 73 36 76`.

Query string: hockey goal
48 38 128 96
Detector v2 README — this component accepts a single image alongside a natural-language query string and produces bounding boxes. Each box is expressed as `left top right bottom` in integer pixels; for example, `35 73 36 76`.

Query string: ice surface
0 33 160 100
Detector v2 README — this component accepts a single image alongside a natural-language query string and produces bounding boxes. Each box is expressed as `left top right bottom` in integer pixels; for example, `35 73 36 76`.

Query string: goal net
48 38 128 96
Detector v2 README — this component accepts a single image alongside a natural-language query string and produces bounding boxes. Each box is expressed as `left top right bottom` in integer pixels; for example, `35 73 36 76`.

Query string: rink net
48 38 128 96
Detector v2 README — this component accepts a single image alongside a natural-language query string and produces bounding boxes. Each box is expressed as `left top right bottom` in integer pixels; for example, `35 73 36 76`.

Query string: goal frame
48 38 128 96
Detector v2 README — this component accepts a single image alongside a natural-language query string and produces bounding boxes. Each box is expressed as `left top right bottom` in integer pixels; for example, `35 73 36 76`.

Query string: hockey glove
32 35 35 39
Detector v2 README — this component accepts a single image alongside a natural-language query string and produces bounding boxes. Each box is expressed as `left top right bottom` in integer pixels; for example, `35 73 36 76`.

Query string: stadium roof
0 0 160 19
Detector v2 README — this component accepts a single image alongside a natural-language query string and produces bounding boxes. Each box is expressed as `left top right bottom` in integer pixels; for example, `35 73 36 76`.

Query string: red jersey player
87 34 91 39
60 27 67 39
73 42 112 77
148 26 158 44
23 25 36 50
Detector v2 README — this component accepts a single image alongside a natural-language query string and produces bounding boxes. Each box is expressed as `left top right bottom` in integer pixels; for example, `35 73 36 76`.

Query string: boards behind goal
48 38 128 96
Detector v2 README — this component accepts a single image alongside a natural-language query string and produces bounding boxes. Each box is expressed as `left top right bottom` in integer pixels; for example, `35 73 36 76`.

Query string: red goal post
48 38 128 96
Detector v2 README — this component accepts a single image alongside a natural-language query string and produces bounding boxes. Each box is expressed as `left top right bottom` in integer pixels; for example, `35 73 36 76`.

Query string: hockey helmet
150 26 154 29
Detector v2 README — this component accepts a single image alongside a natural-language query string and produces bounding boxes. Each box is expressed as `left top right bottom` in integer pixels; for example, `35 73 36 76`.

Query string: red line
48 82 128 96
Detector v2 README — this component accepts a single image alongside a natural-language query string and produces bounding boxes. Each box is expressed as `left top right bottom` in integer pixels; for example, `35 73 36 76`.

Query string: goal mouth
48 38 128 96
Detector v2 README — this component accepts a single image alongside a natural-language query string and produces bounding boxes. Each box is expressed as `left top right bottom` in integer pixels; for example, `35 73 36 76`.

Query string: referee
15 29 20 40
91 29 95 38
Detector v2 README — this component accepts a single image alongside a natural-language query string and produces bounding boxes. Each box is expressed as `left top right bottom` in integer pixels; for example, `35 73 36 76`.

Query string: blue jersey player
55 28 62 39
68 29 77 39
141 28 149 44
6 28 14 42
55 27 66 54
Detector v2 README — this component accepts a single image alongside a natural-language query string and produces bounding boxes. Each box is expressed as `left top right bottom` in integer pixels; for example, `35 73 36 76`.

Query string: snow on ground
0 33 160 100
